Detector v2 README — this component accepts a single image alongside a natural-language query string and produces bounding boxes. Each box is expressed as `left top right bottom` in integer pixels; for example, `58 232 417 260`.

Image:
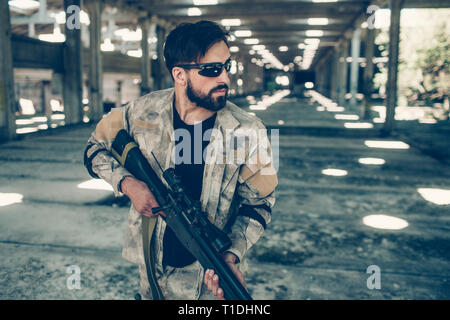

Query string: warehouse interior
0 0 449 300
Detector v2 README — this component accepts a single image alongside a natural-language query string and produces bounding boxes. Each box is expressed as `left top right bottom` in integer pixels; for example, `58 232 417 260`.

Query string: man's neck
174 92 216 125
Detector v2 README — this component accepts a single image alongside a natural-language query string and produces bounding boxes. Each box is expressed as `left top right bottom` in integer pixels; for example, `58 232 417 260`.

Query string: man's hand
120 176 166 218
204 252 247 300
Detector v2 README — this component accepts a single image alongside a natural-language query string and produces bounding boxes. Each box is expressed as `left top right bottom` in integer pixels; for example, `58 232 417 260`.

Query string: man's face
185 41 231 112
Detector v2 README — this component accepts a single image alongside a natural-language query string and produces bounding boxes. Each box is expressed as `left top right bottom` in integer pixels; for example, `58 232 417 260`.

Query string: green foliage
374 9 450 110
409 24 449 105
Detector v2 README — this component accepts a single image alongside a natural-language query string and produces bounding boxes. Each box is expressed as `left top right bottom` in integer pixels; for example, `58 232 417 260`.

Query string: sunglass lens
199 65 222 77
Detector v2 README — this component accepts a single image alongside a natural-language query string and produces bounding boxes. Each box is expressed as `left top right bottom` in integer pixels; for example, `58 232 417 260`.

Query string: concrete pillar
338 41 349 106
330 49 339 101
41 80 52 128
85 0 103 122
383 0 404 134
28 23 35 38
139 17 152 95
117 80 123 107
63 0 83 125
0 1 16 141
350 27 361 107
156 25 166 90
362 27 375 119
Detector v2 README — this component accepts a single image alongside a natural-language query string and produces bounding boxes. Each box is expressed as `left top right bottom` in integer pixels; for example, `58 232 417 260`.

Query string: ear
172 67 187 86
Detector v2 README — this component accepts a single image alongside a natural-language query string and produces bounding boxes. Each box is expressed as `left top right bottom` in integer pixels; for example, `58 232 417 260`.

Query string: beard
186 79 228 112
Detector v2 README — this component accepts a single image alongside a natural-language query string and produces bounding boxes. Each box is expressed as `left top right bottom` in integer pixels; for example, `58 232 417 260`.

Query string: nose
217 66 230 83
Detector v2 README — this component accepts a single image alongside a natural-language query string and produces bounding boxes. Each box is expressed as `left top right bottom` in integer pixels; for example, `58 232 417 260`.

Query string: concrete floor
0 93 449 299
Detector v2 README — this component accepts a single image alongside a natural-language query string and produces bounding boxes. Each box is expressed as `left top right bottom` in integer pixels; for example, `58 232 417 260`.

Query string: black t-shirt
162 104 217 268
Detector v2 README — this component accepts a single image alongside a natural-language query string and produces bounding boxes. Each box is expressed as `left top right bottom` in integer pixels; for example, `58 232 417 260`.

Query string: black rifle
111 129 252 300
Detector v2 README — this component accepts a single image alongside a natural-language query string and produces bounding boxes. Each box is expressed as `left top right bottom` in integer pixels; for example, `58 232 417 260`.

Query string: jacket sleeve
226 123 278 263
83 104 133 197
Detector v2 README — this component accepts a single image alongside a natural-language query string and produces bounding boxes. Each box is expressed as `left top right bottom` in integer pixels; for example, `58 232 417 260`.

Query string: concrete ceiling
9 0 450 71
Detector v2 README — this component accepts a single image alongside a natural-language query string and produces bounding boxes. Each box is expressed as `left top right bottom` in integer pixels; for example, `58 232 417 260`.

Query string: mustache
210 84 229 94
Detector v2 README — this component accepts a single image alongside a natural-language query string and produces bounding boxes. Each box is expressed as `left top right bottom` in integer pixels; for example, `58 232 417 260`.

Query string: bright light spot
327 106 345 112
51 114 65 120
51 11 66 24
316 106 325 111
230 60 237 74
17 127 38 134
244 38 259 45
364 140 410 149
50 99 63 112
80 10 90 25
359 158 386 165
0 193 23 206
322 169 348 176
252 45 265 50
37 124 48 130
77 179 113 192
335 114 359 120
38 26 65 43
249 90 290 110
193 0 218 5
419 118 437 124
279 46 288 52
305 82 314 89
19 98 35 115
237 79 243 86
278 120 285 125
235 30 252 37
363 214 408 230
101 38 115 52
16 119 34 125
374 8 391 29
187 7 202 16
417 188 450 205
306 30 324 37
313 0 338 2
114 28 142 41
229 46 239 52
83 116 90 123
8 0 39 10
308 18 329 25
344 122 374 129
32 117 47 122
127 49 143 58
275 76 290 86
305 38 321 45
82 98 89 104
221 19 241 26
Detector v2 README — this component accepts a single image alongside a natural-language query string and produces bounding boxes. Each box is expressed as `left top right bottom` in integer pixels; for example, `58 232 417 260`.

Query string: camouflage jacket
83 88 277 296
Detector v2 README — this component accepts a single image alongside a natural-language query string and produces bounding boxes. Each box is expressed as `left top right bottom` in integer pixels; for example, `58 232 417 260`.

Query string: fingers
204 269 225 300
217 288 224 300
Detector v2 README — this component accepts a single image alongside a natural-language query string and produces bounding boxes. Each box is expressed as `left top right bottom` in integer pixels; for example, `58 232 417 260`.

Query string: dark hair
163 20 230 74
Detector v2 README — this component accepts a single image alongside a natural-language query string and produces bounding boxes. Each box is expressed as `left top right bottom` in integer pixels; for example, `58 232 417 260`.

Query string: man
83 20 277 300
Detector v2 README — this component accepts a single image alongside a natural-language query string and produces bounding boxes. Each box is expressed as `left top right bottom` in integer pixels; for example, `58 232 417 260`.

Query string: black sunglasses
175 58 232 77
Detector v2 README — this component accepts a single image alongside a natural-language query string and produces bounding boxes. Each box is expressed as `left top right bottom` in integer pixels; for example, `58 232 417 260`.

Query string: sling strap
142 215 164 300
